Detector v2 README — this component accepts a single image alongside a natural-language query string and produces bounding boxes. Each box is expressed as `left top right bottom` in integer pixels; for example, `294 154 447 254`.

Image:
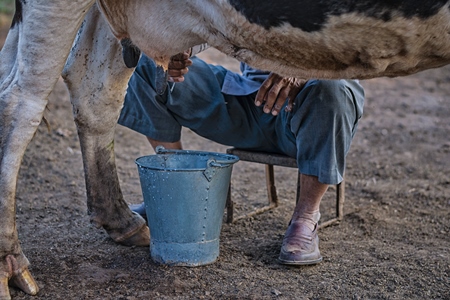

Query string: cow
1 0 450 298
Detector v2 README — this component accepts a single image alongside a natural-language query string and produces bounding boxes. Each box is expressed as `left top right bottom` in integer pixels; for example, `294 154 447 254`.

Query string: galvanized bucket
135 146 239 266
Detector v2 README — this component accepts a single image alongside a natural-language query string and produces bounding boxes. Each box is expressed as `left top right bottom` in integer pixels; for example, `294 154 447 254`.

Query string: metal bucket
135 146 239 266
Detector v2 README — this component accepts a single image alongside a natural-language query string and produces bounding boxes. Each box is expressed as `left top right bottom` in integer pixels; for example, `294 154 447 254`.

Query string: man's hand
255 73 307 115
168 50 193 82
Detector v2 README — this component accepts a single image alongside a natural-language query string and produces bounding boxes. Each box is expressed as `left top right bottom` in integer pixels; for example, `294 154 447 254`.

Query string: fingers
265 82 290 115
168 67 190 82
255 72 282 107
255 73 289 115
285 91 296 112
255 73 276 106
168 52 193 82
169 59 193 69
170 51 191 61
285 79 307 112
256 74 308 115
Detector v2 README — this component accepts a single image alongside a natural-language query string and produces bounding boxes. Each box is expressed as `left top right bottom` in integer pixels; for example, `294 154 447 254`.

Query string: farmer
118 46 365 265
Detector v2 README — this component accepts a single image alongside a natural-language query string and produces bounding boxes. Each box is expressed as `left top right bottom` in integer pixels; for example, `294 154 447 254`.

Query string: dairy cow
1 0 450 298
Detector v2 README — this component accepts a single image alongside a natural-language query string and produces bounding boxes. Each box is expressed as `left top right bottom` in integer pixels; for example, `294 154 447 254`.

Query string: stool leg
226 183 234 223
336 179 345 221
295 172 300 204
265 164 278 207
319 179 346 229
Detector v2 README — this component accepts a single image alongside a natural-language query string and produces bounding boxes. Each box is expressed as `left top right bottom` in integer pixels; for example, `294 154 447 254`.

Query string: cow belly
205 4 450 79
97 0 450 79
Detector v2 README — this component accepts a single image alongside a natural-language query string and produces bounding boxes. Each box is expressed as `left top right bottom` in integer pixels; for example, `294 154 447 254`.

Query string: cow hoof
117 223 150 247
106 212 150 247
1 255 39 299
110 212 150 247
9 267 39 296
1 275 12 300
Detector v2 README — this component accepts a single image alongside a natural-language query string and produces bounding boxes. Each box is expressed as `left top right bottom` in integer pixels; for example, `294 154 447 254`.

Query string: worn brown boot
278 212 322 265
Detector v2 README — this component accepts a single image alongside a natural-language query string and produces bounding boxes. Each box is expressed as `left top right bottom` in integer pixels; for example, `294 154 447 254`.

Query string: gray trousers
118 56 364 184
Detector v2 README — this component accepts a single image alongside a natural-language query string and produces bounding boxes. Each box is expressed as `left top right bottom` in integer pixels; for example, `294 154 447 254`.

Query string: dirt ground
3 33 449 298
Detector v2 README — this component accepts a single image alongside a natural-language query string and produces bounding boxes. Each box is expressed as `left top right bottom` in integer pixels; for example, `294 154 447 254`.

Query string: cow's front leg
63 5 149 246
0 33 40 297
0 1 96 298
0 87 44 299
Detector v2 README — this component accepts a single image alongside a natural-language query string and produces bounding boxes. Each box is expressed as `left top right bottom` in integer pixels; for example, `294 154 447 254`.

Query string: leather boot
278 211 322 265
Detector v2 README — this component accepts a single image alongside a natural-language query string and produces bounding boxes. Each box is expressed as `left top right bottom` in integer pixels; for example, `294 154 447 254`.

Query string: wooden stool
225 148 345 228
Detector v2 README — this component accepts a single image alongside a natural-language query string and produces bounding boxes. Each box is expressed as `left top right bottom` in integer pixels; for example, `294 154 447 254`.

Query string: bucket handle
155 146 238 166
155 145 180 154
203 158 221 182
155 146 237 182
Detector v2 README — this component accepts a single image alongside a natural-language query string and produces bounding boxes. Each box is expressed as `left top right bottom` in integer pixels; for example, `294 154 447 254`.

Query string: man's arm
167 46 306 116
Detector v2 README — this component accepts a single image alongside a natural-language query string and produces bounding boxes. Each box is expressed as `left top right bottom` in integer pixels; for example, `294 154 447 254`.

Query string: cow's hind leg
62 5 149 247
0 1 96 298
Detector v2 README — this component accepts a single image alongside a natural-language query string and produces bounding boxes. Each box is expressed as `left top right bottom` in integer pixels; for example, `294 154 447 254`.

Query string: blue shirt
219 62 358 96
221 63 269 96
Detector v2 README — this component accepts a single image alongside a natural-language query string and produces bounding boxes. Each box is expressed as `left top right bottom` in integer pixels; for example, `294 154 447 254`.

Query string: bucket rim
135 149 239 171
